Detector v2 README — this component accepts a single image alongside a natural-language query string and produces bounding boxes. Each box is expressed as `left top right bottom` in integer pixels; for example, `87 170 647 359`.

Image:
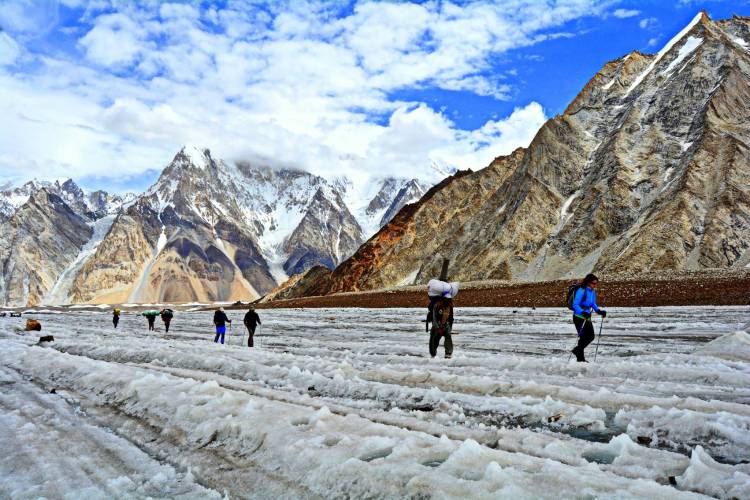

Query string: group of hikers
212 306 261 346
111 305 262 348
425 273 606 362
105 273 605 361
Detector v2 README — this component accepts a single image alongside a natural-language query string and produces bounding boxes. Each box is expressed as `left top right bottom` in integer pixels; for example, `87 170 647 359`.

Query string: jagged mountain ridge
308 12 750 295
0 189 93 306
0 178 130 223
0 146 425 306
67 147 428 304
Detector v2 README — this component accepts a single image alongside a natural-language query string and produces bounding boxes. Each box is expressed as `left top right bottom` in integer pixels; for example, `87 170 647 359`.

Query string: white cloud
0 32 20 65
78 13 147 67
639 17 658 30
0 0 59 37
613 9 640 19
0 0 606 191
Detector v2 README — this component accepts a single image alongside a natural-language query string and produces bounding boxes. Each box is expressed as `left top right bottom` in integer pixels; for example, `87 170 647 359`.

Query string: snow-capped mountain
0 178 131 223
308 12 750 294
59 146 430 305
0 145 436 306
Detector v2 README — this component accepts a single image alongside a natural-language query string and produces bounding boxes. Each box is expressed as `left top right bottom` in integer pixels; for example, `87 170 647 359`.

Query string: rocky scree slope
306 12 750 295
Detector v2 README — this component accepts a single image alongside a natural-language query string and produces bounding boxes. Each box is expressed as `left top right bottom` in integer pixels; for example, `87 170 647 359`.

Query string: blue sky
0 0 746 194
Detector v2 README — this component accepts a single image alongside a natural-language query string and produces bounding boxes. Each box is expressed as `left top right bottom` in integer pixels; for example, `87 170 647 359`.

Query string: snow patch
677 446 750 499
625 12 703 96
43 214 118 305
696 331 750 362
661 36 702 76
730 36 748 50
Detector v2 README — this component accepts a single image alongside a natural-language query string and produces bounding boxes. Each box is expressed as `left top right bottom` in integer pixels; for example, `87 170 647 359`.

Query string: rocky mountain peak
300 12 750 296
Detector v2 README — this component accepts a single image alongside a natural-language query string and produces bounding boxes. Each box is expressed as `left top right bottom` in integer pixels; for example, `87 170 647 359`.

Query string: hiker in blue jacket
571 273 606 362
213 307 231 344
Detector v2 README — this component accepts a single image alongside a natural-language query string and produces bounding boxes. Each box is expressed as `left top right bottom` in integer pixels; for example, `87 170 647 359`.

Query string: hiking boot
445 354 452 359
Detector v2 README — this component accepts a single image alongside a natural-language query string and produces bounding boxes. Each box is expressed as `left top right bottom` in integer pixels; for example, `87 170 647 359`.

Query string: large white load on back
427 279 460 298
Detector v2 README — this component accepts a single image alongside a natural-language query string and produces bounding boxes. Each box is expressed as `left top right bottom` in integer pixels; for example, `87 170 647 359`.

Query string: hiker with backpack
426 279 459 359
213 307 231 344
566 273 607 362
160 308 174 332
113 308 121 329
243 307 261 347
142 310 159 331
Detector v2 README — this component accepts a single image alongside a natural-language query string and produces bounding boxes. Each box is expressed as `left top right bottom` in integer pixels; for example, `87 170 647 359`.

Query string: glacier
1 305 748 498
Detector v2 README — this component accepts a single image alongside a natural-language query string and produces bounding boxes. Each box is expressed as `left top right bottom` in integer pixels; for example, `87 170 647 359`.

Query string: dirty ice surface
1 306 749 499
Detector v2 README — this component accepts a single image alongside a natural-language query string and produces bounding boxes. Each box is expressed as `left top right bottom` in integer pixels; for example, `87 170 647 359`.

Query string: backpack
565 283 586 311
432 298 453 335
161 308 174 318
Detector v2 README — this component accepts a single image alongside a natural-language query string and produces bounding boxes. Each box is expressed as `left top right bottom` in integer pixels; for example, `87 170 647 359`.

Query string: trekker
113 308 120 329
160 308 173 333
428 297 454 359
213 307 231 344
243 307 261 347
571 273 607 362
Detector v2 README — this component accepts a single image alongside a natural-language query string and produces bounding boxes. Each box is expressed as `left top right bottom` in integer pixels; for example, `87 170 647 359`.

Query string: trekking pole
593 294 606 362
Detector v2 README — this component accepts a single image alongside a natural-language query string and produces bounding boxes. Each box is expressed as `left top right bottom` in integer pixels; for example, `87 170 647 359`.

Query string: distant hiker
160 308 174 333
142 310 159 331
426 279 459 359
113 308 121 329
213 307 231 344
243 307 261 347
568 273 607 362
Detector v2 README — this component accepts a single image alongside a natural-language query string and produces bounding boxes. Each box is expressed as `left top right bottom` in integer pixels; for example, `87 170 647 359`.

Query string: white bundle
427 279 460 298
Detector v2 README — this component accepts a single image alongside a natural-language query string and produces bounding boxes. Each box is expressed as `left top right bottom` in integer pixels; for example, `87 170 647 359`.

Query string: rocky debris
38 335 54 343
25 319 41 331
313 13 750 296
255 269 750 309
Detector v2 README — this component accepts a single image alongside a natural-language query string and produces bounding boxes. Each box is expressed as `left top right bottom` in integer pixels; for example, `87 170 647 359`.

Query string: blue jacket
573 287 601 316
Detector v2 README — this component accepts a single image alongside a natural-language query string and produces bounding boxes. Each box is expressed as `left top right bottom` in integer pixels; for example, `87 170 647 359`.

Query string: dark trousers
164 320 170 332
429 326 453 357
246 325 256 347
214 332 225 344
573 316 595 361
147 318 155 331
113 317 119 328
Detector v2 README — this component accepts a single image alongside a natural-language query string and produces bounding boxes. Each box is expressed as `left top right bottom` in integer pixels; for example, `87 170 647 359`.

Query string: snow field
1 306 749 498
